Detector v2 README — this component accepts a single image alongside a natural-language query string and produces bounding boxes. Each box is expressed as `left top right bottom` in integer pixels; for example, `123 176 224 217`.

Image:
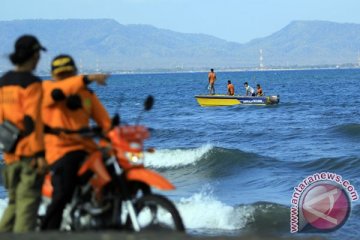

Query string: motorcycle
40 96 185 232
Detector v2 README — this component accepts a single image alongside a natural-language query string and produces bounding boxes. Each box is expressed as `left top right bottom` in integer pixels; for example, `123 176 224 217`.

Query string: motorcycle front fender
126 168 175 191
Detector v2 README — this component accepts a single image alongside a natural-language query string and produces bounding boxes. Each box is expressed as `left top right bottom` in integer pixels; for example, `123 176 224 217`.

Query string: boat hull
195 95 280 107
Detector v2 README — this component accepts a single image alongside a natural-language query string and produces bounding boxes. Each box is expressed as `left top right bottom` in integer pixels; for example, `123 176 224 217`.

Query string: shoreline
0 231 327 240
32 66 360 77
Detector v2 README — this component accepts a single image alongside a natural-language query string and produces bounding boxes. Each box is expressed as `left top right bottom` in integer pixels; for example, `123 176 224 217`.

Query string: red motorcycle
41 96 185 232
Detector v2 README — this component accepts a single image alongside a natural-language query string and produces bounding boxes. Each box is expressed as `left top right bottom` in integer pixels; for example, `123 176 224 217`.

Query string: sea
0 68 359 239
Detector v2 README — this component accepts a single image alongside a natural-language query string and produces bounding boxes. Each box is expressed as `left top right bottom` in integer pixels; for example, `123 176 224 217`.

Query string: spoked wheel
131 194 185 232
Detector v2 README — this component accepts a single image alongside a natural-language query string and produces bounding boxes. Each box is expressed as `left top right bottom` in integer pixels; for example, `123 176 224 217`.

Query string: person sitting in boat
227 80 235 96
256 84 264 96
244 82 255 96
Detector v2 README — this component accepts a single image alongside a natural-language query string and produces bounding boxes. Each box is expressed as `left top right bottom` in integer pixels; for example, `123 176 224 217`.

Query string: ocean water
1 68 360 238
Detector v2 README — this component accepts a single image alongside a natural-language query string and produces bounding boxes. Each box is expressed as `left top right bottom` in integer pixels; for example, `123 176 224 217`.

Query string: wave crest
144 144 214 168
174 186 289 233
176 186 252 230
145 145 270 170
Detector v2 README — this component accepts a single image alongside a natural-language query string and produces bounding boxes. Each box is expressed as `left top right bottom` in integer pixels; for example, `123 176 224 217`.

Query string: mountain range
0 19 359 72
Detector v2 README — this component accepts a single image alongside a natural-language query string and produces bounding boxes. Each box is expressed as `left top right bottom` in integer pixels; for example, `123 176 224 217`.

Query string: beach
0 231 327 240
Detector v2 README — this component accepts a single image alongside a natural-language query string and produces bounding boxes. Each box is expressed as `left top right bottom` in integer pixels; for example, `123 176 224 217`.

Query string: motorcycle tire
129 194 185 232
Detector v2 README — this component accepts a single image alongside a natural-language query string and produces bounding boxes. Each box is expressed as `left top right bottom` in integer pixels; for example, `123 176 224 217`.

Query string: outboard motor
269 95 280 104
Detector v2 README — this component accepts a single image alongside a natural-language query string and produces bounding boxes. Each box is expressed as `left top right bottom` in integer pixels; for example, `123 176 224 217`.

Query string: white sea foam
175 186 254 230
144 144 213 168
0 189 254 231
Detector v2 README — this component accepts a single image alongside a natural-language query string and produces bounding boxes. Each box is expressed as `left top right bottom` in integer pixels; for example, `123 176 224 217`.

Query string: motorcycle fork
125 199 140 232
120 180 141 232
110 158 141 232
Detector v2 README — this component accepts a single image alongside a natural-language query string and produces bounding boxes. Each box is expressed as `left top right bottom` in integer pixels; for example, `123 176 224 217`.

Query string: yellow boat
194 94 280 107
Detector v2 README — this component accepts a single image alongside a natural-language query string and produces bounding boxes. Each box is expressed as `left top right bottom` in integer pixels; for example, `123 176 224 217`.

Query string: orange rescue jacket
0 71 44 164
42 75 111 165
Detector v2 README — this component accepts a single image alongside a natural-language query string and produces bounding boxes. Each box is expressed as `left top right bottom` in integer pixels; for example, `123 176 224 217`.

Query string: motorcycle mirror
144 95 154 111
111 114 120 127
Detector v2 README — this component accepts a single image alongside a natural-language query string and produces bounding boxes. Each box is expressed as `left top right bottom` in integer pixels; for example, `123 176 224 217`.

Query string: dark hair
257 84 261 87
9 35 46 65
10 50 34 65
228 80 231 83
210 68 214 72
244 82 248 85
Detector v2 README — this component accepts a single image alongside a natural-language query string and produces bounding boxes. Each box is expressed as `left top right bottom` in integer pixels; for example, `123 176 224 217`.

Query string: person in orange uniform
41 54 111 230
227 80 235 96
208 68 216 95
0 35 47 232
256 84 263 96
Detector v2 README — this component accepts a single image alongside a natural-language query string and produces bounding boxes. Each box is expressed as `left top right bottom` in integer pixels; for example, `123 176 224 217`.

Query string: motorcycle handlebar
78 126 105 138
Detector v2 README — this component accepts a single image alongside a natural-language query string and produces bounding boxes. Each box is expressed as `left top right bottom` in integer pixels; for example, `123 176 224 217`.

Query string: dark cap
10 35 46 65
15 35 47 53
51 54 77 76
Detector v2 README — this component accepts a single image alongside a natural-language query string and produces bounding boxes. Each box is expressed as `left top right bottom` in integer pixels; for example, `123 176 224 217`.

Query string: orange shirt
42 75 111 165
0 71 44 164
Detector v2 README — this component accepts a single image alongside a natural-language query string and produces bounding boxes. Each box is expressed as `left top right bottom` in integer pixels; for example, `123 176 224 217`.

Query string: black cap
15 35 47 53
10 35 46 64
51 54 77 76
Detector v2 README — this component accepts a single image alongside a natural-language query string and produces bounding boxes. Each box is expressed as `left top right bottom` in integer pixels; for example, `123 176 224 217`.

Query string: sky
1 0 360 43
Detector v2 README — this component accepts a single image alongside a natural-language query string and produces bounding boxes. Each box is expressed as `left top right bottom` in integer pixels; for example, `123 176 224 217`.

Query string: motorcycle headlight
126 152 144 165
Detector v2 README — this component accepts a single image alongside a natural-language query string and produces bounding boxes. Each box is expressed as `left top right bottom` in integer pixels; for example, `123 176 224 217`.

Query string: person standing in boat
244 82 256 96
208 68 216 95
256 84 263 96
227 80 235 96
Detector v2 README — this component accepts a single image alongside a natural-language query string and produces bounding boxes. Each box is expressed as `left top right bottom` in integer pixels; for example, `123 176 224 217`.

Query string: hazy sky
1 0 360 43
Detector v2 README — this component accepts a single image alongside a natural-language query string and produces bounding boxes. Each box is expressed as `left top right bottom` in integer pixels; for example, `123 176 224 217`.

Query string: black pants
41 150 87 230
